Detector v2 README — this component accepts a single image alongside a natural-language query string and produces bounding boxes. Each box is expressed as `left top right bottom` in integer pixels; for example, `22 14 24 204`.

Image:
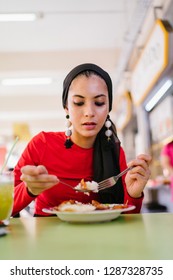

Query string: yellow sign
113 92 132 131
13 123 31 141
131 19 172 105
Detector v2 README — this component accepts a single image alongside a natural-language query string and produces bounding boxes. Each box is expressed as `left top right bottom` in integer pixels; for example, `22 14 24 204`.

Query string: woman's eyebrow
72 94 106 99
72 94 84 98
94 94 106 98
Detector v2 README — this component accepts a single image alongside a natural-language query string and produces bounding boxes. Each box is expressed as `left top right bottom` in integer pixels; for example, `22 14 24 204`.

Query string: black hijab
62 63 112 111
62 63 124 204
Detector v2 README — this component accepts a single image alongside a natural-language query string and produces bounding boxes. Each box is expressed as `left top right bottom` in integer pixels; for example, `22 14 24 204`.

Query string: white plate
42 205 136 223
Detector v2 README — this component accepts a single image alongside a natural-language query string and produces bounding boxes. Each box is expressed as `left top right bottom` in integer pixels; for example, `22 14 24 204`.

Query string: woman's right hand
20 165 59 196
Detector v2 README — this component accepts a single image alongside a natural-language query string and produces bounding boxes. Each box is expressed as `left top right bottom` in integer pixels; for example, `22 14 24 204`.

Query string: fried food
54 200 95 212
74 179 99 193
91 200 110 210
53 200 129 213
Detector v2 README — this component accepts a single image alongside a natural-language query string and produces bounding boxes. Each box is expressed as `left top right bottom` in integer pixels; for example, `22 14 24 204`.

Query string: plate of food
42 200 135 223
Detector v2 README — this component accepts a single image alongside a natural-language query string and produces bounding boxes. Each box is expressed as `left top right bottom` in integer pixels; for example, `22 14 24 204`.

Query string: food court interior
0 0 173 215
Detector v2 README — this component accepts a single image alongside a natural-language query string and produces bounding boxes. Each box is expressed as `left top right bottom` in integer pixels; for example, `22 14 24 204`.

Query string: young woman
12 63 151 216
161 141 173 178
161 141 173 201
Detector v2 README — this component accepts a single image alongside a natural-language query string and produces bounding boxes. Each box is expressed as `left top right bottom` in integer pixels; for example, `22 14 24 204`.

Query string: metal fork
59 180 88 192
98 166 133 191
59 166 132 192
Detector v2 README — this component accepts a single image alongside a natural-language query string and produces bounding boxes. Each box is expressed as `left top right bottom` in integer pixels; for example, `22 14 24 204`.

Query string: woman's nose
84 105 95 117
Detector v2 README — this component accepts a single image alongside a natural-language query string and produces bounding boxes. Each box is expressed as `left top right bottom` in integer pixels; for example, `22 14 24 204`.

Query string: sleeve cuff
26 187 38 198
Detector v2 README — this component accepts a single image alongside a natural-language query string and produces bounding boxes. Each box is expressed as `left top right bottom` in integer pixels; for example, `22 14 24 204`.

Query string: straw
0 136 19 174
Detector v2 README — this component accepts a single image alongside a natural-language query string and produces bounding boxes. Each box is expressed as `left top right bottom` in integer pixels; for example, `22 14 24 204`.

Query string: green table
0 213 173 260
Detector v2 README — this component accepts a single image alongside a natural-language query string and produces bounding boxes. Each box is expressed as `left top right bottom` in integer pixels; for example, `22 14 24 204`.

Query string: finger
127 158 151 181
137 154 152 165
130 165 146 177
36 165 48 174
128 158 149 170
129 162 151 181
20 173 58 183
21 165 42 175
21 165 48 176
130 166 151 178
27 182 57 189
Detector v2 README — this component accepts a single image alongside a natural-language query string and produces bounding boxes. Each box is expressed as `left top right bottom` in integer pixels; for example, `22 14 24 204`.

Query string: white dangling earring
105 117 112 141
65 115 72 137
65 115 73 148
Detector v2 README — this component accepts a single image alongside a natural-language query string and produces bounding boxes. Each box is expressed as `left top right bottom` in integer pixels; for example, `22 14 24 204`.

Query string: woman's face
65 74 109 147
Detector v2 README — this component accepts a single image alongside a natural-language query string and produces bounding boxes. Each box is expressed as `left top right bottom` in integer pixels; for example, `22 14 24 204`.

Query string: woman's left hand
125 154 152 198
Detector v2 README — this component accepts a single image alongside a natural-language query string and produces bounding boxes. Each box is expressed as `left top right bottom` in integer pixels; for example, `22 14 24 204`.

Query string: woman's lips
82 122 96 130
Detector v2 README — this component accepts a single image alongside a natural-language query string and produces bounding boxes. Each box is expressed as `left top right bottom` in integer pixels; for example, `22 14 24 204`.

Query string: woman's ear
64 106 69 115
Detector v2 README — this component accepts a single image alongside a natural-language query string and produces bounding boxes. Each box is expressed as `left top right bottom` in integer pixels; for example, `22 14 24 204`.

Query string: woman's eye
73 101 105 106
73 101 84 106
95 102 105 106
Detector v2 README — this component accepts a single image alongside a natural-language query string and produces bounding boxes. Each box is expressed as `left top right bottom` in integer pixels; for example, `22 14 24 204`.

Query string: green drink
0 172 14 225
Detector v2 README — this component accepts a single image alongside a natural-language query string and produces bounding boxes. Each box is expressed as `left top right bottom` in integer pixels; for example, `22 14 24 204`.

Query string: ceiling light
0 13 41 22
145 79 172 112
1 77 53 86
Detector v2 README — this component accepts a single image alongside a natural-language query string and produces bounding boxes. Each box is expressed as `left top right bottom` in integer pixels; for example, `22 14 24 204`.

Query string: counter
0 213 173 260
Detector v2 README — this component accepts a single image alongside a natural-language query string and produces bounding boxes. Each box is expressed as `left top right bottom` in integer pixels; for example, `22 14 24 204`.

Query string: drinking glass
0 172 14 226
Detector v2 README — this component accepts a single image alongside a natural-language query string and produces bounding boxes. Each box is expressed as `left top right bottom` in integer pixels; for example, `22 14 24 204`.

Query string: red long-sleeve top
13 131 143 216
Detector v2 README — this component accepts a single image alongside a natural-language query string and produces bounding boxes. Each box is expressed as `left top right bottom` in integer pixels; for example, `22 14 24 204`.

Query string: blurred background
0 0 173 212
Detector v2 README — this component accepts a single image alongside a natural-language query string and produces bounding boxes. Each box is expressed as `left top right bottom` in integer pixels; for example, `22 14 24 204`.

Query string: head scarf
62 63 124 204
62 63 112 111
